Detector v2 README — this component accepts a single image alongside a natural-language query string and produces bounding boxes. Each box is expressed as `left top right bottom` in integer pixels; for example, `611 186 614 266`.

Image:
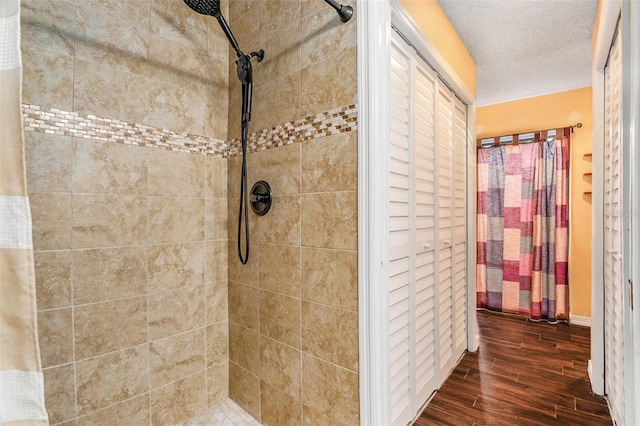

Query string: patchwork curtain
476 130 570 321
0 0 49 424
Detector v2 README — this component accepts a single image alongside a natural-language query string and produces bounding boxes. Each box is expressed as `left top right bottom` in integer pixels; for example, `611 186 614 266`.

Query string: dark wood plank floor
415 310 613 426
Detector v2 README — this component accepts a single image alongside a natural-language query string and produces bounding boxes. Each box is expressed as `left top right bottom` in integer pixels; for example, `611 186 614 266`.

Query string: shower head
183 0 220 18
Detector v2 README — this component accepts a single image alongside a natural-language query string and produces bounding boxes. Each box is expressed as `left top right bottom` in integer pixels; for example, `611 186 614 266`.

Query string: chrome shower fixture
323 0 353 22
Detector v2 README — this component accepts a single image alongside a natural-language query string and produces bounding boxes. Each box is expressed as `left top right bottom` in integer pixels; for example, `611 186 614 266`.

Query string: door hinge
629 279 634 310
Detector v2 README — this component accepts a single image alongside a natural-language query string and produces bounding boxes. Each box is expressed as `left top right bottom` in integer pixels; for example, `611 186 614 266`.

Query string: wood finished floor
415 310 613 426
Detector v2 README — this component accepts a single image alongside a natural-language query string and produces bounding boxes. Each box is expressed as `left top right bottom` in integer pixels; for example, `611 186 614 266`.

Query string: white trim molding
570 314 592 327
590 0 621 397
357 0 391 424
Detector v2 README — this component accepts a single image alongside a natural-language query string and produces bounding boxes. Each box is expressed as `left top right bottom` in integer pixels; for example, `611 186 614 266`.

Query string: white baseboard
570 314 591 327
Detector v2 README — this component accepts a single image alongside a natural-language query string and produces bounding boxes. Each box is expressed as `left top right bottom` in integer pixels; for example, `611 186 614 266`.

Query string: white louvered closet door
388 31 414 426
388 29 467 426
603 23 624 426
436 82 455 383
412 49 439 409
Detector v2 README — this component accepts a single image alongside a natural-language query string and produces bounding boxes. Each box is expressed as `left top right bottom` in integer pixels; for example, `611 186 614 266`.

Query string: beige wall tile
148 285 205 340
150 328 206 389
206 280 228 324
43 364 76 424
73 139 148 195
254 194 301 246
301 247 357 311
302 0 339 18
205 240 228 283
247 144 301 196
30 192 72 251
150 372 207 425
300 47 357 117
301 191 357 250
148 79 207 136
206 156 227 199
228 281 259 331
38 308 73 368
74 297 147 360
260 337 301 399
229 362 260 421
227 1 259 53
261 381 303 426
24 132 72 193
228 0 253 23
148 146 205 198
301 131 357 193
207 361 229 405
206 321 229 367
229 322 259 375
148 196 205 244
226 155 241 200
259 0 300 35
75 3 150 76
74 59 149 124
205 80 229 140
148 242 205 293
76 345 149 415
301 354 359 425
207 19 229 63
81 0 149 23
34 250 72 310
300 4 356 69
21 0 76 56
150 0 208 49
206 198 228 241
72 194 147 248
149 35 216 89
302 405 342 426
228 236 259 285
260 290 301 348
254 72 301 132
73 247 148 305
302 301 358 371
76 394 150 426
21 46 73 110
258 23 301 86
259 244 300 297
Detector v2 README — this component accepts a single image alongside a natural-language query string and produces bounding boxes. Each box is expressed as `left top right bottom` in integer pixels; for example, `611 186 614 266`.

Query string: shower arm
323 0 353 22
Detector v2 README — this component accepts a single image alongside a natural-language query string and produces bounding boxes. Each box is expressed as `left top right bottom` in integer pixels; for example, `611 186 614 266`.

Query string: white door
388 30 414 425
435 83 455 384
411 48 439 408
603 23 624 425
388 29 467 425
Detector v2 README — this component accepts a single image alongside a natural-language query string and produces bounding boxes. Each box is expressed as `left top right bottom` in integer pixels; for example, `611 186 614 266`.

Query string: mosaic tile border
21 103 358 158
227 104 358 157
22 104 227 157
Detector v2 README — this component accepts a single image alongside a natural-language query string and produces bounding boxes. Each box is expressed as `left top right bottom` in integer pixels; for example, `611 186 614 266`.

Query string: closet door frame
591 1 639 424
357 1 477 424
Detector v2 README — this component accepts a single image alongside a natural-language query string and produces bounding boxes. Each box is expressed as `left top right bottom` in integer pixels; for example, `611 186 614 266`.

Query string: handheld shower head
183 0 220 18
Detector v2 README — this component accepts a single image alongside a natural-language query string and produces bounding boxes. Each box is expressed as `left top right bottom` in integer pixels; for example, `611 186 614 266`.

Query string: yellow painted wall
398 0 476 98
477 87 593 318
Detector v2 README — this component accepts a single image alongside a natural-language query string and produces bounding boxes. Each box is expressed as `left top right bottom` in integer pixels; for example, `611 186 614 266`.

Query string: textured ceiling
438 0 597 106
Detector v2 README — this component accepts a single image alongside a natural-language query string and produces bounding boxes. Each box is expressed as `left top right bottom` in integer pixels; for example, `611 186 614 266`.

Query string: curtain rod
477 123 582 147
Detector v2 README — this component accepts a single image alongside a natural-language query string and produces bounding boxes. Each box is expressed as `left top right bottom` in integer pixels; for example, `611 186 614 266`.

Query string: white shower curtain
0 0 49 423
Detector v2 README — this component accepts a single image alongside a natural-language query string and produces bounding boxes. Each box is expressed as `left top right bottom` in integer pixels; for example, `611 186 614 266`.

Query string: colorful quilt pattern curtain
477 131 570 321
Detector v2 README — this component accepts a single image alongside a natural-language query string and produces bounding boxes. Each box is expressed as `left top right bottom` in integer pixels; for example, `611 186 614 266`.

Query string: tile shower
23 0 358 425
